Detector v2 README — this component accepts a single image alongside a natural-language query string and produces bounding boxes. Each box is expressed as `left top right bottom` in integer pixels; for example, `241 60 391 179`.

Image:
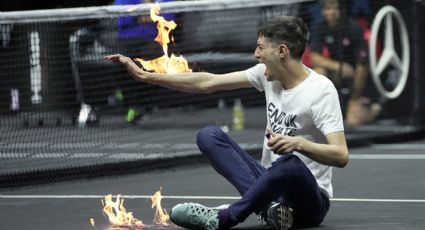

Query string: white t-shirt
246 64 344 198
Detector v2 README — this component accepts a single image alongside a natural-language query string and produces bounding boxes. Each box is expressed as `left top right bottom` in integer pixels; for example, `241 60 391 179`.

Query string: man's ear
278 44 289 59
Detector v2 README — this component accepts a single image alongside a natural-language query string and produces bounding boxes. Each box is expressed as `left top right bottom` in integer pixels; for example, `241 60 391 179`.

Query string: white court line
349 154 425 160
1 195 425 203
331 198 425 203
372 143 425 150
2 153 425 160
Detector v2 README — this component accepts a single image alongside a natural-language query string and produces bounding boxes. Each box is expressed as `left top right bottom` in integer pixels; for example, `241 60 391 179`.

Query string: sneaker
126 107 143 124
266 203 294 230
126 107 138 123
77 103 99 127
170 202 219 230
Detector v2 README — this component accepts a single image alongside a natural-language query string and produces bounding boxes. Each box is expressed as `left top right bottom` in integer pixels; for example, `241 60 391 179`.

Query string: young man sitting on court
105 16 349 230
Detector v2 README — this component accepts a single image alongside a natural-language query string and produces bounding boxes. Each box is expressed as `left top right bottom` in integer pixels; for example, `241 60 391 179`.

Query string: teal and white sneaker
170 202 220 230
266 203 294 230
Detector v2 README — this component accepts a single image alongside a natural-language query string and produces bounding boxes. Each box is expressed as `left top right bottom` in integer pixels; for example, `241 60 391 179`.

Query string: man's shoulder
308 69 335 87
245 64 266 77
304 70 338 97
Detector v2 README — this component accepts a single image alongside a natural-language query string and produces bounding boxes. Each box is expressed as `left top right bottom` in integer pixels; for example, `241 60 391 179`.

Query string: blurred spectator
308 0 380 128
116 0 163 40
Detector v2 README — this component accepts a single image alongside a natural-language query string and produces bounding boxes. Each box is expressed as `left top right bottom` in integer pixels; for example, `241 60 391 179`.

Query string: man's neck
278 61 309 90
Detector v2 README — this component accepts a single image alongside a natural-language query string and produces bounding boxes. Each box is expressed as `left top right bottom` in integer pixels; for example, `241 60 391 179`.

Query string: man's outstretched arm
104 54 253 93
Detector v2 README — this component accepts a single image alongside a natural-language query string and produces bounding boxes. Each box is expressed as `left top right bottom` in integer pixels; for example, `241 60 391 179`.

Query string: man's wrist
143 72 156 83
296 137 306 152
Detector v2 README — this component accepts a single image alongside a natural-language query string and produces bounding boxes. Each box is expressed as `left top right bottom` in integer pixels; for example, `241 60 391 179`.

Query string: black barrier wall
0 0 423 128
414 0 425 130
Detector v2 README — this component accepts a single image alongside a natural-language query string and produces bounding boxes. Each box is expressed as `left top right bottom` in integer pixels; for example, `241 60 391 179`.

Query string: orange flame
101 194 144 228
134 4 192 73
151 188 170 225
89 218 95 228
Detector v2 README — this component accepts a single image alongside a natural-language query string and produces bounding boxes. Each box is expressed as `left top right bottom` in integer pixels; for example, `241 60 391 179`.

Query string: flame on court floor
90 188 171 229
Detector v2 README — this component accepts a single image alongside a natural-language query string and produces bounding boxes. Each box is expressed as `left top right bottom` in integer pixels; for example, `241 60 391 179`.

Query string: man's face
254 35 280 81
322 4 340 27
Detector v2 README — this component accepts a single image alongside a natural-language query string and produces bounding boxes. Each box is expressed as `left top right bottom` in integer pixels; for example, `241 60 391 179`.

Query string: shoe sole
268 204 293 230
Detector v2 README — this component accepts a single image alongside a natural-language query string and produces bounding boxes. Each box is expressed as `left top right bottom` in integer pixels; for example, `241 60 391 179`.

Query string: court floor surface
1 140 425 230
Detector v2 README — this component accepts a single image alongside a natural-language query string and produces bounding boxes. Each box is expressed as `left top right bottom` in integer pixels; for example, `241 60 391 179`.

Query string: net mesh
0 0 422 188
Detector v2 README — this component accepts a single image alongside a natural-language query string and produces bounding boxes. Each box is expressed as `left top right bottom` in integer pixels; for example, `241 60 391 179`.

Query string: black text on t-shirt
267 102 297 136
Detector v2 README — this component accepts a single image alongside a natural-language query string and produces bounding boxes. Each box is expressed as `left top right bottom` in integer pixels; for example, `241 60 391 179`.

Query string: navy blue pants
196 125 330 227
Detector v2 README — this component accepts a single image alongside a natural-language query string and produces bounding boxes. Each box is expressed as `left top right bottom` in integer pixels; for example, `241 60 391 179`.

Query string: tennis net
0 0 423 188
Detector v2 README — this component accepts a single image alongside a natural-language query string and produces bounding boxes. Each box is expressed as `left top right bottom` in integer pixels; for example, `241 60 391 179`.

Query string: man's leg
196 125 266 195
170 125 266 229
228 155 329 228
171 126 328 229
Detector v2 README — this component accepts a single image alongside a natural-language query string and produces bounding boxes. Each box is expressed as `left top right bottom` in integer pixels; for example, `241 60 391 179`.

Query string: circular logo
369 5 410 99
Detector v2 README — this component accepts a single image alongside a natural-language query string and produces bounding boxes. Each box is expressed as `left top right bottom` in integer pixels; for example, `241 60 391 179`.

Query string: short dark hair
258 16 309 59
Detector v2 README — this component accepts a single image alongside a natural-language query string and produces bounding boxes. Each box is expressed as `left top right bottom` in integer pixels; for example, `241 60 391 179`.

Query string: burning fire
102 194 144 227
90 218 95 228
151 188 170 225
134 4 192 73
92 189 171 229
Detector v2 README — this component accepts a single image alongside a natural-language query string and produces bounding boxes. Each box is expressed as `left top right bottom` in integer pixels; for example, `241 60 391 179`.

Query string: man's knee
268 155 304 181
196 125 224 149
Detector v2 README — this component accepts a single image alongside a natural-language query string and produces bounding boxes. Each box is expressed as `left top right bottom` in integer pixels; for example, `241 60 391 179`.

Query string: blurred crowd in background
0 0 407 129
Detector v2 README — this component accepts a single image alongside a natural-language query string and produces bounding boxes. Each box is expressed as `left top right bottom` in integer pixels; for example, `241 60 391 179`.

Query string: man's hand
104 53 133 64
266 129 349 167
104 54 150 82
266 129 303 155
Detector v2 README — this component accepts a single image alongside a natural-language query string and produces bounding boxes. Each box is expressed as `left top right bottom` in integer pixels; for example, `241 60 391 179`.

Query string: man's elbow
336 150 349 168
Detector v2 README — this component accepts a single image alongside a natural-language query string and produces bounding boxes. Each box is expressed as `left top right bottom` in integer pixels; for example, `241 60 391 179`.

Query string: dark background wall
0 0 112 11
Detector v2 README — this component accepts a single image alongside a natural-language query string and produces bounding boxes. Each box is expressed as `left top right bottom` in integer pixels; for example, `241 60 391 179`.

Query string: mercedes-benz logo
369 5 410 99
